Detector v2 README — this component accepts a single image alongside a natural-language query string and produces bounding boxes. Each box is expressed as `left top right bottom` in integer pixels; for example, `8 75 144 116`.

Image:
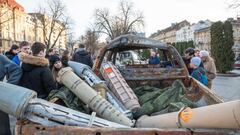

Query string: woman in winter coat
20 42 56 99
50 55 66 89
200 50 217 89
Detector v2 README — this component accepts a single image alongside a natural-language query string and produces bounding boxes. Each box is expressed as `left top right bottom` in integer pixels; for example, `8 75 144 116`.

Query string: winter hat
50 55 61 65
31 42 46 55
190 57 201 67
200 50 209 57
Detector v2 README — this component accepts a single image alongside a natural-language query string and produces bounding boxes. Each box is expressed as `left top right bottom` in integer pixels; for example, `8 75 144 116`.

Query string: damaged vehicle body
93 34 222 105
6 34 240 134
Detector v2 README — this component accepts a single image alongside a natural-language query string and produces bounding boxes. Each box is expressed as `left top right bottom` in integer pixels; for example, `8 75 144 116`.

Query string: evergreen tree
223 21 235 72
211 21 234 73
172 41 194 56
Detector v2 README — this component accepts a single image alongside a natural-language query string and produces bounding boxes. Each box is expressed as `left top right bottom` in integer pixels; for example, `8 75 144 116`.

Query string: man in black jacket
72 44 93 68
0 55 22 135
20 42 56 99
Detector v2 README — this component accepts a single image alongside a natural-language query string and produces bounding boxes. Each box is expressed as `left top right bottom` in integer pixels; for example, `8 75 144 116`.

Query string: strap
176 106 187 128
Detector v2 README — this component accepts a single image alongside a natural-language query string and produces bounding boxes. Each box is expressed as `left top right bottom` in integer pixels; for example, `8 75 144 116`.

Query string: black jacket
0 55 22 85
5 51 16 60
19 53 56 99
72 49 93 68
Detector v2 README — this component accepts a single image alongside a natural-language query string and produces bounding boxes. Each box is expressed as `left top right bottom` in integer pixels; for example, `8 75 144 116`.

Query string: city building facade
0 0 67 52
194 20 212 51
150 20 190 44
229 18 240 59
176 25 194 42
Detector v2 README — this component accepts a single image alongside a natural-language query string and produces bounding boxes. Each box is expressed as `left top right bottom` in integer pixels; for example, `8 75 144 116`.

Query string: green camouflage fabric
47 86 91 114
133 80 197 119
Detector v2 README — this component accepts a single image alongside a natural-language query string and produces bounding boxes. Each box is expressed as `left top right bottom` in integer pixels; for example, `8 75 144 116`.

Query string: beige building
150 20 190 44
194 27 211 51
229 18 240 58
0 0 67 52
29 13 67 51
0 0 25 50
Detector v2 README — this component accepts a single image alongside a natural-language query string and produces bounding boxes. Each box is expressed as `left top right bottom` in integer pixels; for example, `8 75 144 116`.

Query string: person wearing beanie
5 44 19 60
51 55 65 89
49 54 61 70
190 57 208 86
20 42 56 99
200 50 216 89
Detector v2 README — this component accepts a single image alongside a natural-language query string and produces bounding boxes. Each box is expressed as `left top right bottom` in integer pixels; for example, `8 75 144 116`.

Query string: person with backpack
190 57 208 86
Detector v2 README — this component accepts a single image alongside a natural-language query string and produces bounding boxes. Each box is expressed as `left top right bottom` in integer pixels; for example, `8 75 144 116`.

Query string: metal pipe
0 82 36 118
58 67 134 126
68 61 132 118
136 100 240 129
0 82 129 128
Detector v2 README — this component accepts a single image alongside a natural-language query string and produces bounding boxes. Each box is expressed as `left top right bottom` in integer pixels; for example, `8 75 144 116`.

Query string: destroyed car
94 34 222 105
12 34 240 134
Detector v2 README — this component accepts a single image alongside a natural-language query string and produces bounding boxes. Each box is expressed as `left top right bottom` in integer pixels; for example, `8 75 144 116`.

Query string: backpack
191 69 208 86
200 74 208 86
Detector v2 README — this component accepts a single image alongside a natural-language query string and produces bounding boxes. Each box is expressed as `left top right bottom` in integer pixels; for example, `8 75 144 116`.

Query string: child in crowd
190 57 208 86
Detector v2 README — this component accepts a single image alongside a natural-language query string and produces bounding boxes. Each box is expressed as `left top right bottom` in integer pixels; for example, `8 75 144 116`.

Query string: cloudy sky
17 0 237 39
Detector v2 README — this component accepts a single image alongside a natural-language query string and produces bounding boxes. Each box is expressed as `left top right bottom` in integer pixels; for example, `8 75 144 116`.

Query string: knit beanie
200 50 209 57
49 55 61 65
190 57 201 67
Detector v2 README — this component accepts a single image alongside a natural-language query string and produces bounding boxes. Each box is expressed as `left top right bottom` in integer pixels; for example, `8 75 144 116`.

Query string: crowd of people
0 41 93 134
183 47 217 89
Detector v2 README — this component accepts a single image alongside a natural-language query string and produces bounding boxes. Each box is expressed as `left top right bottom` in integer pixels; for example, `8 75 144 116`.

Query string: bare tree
34 0 71 51
228 0 240 9
66 31 76 54
83 29 99 55
94 0 144 40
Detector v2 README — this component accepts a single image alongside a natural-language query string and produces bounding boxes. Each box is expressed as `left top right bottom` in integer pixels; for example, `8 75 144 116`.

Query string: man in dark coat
148 51 160 65
72 44 93 68
0 55 22 135
20 42 56 99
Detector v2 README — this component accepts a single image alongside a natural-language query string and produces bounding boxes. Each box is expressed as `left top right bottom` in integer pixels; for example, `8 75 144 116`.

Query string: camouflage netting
133 80 198 119
47 86 91 114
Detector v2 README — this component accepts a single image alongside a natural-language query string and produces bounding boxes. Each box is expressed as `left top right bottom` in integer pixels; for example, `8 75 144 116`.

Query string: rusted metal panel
118 66 187 81
106 34 169 51
191 77 223 104
16 124 237 135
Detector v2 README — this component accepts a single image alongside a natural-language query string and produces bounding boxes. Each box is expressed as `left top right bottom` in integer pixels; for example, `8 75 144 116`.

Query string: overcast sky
17 0 237 39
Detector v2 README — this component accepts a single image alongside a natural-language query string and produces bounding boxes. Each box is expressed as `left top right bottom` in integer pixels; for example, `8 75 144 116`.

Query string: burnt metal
16 124 239 135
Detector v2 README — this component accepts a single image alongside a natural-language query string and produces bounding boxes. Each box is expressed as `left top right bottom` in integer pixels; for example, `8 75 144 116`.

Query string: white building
176 25 194 42
193 20 212 31
176 20 212 43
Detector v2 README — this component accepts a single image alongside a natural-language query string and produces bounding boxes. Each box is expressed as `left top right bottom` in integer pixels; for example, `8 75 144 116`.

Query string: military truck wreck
0 34 239 134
